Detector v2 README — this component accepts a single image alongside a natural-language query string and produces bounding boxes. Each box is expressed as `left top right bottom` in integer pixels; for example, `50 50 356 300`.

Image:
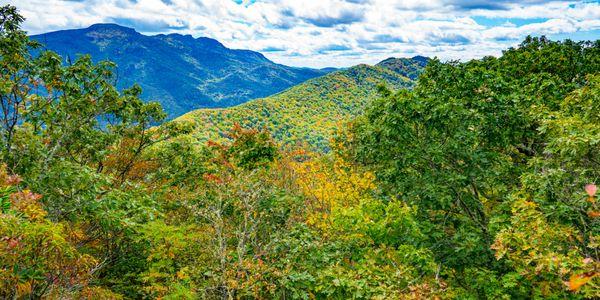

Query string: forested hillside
173 63 415 150
31 24 331 118
1 5 599 299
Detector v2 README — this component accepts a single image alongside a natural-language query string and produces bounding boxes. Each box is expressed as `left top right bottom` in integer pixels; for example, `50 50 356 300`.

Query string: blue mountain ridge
31 24 333 118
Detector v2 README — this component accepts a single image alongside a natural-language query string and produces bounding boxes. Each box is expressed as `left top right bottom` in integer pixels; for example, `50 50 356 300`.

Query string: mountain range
31 23 429 139
31 24 332 118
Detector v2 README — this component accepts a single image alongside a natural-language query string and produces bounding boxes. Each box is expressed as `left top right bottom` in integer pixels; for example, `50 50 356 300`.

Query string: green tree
0 5 166 297
346 37 600 297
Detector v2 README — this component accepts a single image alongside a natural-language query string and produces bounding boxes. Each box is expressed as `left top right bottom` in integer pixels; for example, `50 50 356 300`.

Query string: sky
4 0 600 68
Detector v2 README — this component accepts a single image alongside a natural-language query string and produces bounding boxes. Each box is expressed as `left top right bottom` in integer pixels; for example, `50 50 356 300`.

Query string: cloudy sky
4 0 600 68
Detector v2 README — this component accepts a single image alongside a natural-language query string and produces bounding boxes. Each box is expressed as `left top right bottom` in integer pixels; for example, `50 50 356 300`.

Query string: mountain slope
31 24 331 118
172 61 422 151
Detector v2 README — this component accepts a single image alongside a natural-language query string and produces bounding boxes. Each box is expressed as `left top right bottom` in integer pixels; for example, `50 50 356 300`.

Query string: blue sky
4 0 600 68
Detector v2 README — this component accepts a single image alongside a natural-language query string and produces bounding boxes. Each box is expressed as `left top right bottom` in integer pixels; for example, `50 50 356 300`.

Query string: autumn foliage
1 4 599 299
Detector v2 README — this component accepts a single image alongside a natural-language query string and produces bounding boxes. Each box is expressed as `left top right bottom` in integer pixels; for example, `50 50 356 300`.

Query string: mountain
376 56 429 80
171 57 426 151
31 24 332 118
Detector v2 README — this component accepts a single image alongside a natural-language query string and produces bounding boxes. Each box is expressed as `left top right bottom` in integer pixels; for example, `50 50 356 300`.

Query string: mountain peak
155 34 226 49
165 33 195 40
86 23 137 34
376 56 429 80
411 55 430 63
195 37 225 48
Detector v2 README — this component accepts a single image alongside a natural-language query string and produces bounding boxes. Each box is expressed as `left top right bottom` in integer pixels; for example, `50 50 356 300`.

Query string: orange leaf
568 273 595 291
588 210 600 218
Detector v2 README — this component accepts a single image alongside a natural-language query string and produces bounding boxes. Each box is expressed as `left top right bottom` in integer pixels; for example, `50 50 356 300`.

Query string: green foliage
137 220 204 298
222 124 279 170
0 165 98 298
346 36 600 297
0 5 165 298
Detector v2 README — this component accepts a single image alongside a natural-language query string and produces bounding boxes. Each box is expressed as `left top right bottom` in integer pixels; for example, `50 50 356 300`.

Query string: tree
345 37 600 297
0 5 166 297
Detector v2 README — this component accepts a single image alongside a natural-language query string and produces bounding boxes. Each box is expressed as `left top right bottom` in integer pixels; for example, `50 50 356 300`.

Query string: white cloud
2 0 599 67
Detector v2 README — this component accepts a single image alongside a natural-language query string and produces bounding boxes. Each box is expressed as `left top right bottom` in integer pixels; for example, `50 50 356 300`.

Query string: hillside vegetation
174 62 415 150
1 5 599 299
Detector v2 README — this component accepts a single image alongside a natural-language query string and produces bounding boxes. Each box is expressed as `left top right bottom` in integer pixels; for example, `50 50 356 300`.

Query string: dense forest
1 5 599 299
